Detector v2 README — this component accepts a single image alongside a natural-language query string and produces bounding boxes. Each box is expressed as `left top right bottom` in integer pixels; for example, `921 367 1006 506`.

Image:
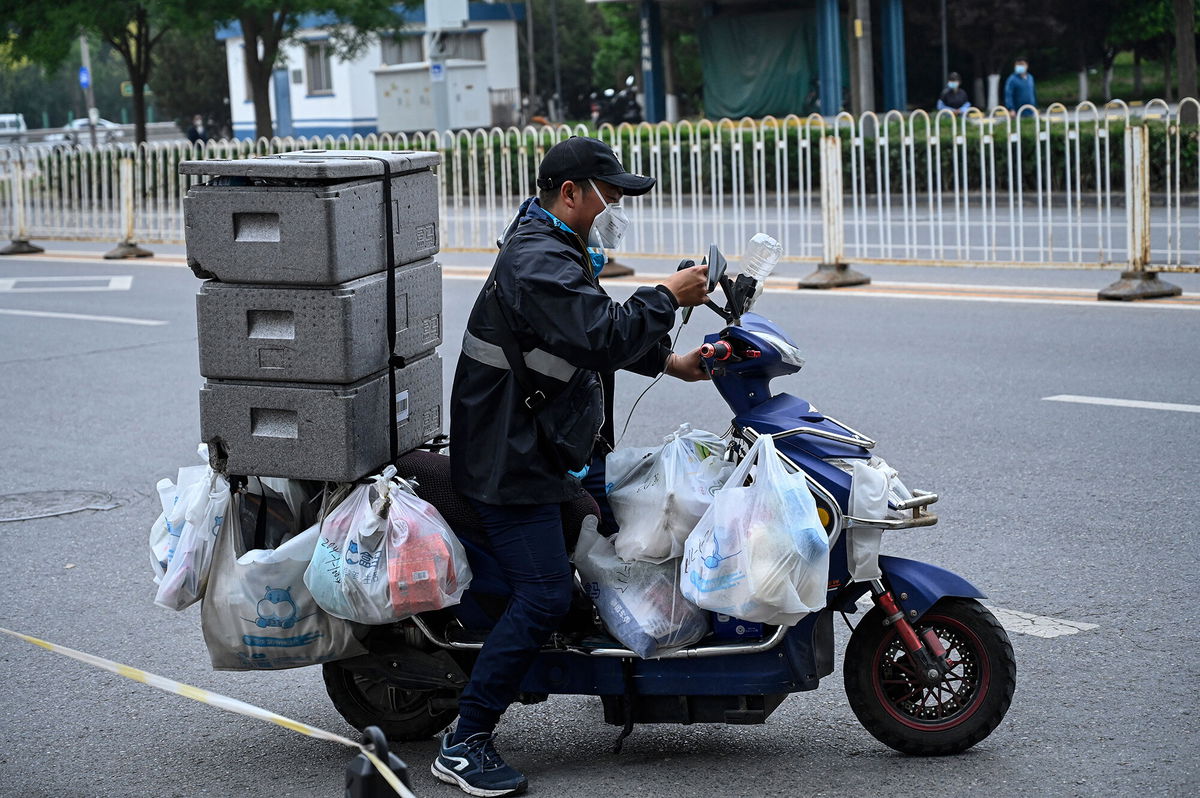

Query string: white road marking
0 275 133 292
1043 394 1200 414
985 606 1100 639
0 308 166 326
853 596 1099 638
759 286 1200 310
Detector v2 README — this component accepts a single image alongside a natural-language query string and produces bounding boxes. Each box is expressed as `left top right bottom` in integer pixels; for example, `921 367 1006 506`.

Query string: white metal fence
1 99 1197 272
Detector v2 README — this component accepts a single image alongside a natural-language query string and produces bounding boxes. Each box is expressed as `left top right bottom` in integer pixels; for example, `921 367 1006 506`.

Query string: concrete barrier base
103 241 154 259
0 239 44 256
1098 270 1182 301
797 262 870 289
599 259 635 278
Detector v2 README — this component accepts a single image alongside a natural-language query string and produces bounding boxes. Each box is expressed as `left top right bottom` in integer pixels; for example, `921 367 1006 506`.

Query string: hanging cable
616 316 689 447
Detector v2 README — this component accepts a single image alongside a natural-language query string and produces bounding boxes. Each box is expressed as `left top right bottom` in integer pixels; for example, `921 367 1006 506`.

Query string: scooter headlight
754 331 806 368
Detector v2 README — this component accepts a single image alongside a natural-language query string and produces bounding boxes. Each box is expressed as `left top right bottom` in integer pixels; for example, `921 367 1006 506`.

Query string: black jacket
449 198 678 505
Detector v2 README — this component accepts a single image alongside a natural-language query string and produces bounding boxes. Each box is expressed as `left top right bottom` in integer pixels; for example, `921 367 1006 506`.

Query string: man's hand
659 264 709 308
665 347 711 382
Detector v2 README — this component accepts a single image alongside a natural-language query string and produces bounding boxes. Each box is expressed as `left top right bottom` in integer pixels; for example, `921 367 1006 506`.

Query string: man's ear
560 180 580 209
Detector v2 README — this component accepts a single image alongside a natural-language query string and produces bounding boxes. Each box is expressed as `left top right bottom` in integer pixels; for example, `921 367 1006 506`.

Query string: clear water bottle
739 232 783 282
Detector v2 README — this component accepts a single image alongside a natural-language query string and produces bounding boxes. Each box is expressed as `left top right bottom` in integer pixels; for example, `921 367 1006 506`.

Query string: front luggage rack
844 489 939 530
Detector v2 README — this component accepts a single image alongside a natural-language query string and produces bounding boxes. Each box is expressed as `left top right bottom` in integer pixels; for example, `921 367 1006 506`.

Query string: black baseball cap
536 136 656 196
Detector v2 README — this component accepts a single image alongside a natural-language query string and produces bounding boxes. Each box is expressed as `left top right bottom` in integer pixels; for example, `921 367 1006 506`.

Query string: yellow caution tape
0 626 415 798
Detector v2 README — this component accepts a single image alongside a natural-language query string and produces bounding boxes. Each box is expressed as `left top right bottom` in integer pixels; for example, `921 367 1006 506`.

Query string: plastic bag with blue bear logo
304 469 472 624
201 509 368 671
154 469 231 611
574 517 708 659
680 433 829 626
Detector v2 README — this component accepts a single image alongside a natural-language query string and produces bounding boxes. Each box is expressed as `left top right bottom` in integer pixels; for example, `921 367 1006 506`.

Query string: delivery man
441 136 710 796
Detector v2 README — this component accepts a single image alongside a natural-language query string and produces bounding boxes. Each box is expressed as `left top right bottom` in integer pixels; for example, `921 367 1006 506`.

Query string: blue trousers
457 454 613 732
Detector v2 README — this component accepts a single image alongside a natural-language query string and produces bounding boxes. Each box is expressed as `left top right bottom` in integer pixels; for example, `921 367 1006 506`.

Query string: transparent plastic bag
201 512 367 671
575 518 708 659
304 470 472 624
680 434 829 626
607 424 732 563
148 465 208 584
154 469 231 611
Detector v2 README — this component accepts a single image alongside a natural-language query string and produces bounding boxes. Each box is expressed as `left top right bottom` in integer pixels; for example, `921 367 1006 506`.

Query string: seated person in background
937 72 971 114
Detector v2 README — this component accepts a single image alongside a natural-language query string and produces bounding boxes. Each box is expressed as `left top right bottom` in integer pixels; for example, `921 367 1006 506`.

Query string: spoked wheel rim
345 672 435 719
872 613 991 732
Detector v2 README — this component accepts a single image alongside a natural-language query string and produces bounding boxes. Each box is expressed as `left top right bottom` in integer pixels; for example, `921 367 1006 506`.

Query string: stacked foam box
179 150 444 482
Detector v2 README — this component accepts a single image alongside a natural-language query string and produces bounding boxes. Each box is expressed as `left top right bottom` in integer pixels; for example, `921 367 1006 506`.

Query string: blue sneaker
431 731 528 797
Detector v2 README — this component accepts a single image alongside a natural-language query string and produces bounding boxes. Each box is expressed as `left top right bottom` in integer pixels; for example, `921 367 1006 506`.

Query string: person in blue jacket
1004 59 1037 115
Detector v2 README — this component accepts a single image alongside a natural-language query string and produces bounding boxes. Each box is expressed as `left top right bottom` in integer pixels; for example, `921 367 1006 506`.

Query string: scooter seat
393 449 599 552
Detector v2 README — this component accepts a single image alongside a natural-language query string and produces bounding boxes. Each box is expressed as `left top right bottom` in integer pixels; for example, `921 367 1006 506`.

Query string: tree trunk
1078 69 1088 104
107 7 158 145
1174 0 1197 123
1133 48 1143 96
240 12 286 140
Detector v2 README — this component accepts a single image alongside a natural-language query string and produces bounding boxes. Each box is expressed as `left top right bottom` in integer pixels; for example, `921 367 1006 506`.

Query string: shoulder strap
482 282 553 411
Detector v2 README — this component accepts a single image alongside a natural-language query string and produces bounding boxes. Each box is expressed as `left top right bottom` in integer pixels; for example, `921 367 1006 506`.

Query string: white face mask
587 179 629 250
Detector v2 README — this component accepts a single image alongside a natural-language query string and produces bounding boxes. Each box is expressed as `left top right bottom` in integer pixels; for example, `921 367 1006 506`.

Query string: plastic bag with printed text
575 518 708 659
304 469 472 624
201 511 367 671
680 433 829 626
154 466 231 611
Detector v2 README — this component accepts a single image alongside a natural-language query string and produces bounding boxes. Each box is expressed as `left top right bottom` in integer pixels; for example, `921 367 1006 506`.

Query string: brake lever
676 258 697 323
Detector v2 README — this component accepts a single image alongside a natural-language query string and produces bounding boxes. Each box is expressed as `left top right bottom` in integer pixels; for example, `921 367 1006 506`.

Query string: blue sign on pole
78 66 90 90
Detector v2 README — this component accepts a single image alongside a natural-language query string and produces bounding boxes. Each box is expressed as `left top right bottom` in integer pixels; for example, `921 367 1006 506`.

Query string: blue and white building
219 2 523 139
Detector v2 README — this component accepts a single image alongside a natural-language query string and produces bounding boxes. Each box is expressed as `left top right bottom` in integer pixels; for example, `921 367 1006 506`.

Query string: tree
191 1 415 140
1106 0 1172 95
0 0 181 143
0 39 130 128
520 0 601 119
151 29 232 136
588 0 700 118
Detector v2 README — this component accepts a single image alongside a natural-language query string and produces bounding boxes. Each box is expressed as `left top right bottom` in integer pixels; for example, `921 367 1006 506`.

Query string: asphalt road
0 244 1197 797
11 201 1198 267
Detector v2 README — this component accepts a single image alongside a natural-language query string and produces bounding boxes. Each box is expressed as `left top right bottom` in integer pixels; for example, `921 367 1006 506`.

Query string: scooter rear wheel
843 597 1015 755
322 661 457 741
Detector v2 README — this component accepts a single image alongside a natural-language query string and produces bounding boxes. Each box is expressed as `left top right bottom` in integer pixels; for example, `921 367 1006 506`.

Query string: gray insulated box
180 150 441 285
200 352 443 483
196 258 442 383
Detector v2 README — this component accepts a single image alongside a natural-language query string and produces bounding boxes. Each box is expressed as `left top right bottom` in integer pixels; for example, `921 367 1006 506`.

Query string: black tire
322 660 458 742
844 597 1016 755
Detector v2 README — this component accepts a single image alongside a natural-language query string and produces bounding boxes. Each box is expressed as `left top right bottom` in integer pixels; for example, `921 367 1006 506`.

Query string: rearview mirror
706 244 727 293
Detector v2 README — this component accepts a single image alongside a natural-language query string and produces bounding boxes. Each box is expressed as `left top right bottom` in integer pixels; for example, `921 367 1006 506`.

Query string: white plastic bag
607 424 732 563
575 518 708 659
847 459 890 582
201 514 368 671
680 434 829 626
154 469 231 611
149 465 209 583
304 471 472 624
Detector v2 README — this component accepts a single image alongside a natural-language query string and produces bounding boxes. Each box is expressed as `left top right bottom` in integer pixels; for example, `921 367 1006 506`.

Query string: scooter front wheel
843 597 1016 755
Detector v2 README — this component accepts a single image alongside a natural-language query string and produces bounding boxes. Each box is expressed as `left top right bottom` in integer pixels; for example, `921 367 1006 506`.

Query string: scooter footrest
445 627 490 645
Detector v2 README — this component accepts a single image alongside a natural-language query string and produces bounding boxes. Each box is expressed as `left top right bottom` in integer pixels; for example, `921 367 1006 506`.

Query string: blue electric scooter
323 245 1016 756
